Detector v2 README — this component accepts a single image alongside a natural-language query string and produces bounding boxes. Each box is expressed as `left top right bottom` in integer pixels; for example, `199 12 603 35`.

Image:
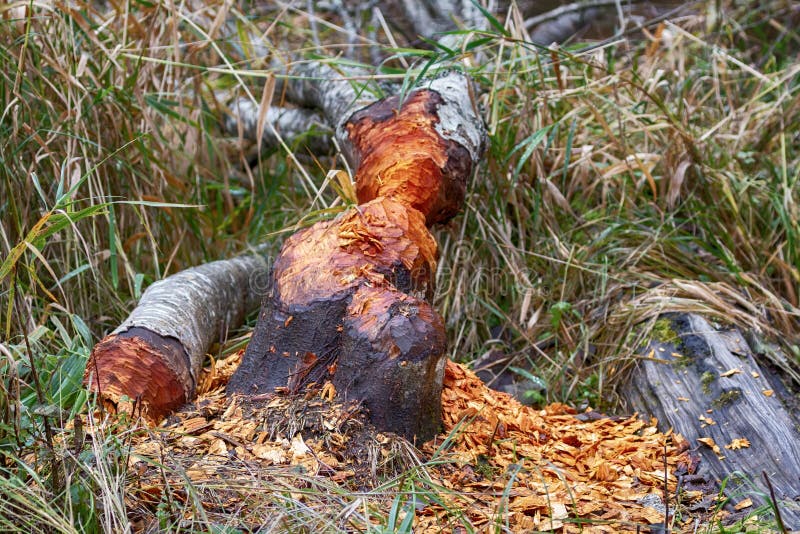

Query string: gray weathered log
397 0 486 50
622 313 800 527
274 61 373 164
524 0 689 45
273 68 486 180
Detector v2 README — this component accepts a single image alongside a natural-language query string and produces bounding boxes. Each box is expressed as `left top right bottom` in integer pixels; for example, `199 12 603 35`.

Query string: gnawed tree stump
84 255 268 420
622 313 800 527
217 8 487 439
227 71 486 441
88 0 488 434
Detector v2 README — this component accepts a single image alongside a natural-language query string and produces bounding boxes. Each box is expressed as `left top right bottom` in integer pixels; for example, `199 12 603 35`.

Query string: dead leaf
290 434 318 472
638 504 668 524
252 444 287 464
592 460 619 482
698 415 716 426
536 502 568 530
186 463 211 483
208 438 227 456
734 498 753 511
182 417 212 434
330 470 354 482
321 381 336 402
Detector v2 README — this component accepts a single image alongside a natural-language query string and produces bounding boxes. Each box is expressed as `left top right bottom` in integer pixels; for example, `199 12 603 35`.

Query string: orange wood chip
725 438 751 450
128 356 697 533
417 361 694 532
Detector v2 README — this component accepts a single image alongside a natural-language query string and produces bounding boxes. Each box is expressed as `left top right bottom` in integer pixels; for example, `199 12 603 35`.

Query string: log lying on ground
225 99 332 155
621 313 800 528
227 70 486 441
84 255 268 420
521 0 690 45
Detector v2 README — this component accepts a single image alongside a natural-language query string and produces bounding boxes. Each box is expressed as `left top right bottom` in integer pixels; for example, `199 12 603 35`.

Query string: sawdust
126 351 705 532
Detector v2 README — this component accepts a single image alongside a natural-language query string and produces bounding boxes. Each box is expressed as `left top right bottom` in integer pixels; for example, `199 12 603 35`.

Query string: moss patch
670 352 693 369
712 389 743 409
701 371 716 395
652 318 680 345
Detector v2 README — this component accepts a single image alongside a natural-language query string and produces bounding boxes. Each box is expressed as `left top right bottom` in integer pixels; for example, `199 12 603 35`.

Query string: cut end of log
347 88 474 225
84 327 193 421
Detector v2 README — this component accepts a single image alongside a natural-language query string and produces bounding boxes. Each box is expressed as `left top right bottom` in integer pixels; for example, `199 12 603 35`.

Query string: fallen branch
524 0 638 31
225 99 332 155
525 0 693 45
84 254 268 420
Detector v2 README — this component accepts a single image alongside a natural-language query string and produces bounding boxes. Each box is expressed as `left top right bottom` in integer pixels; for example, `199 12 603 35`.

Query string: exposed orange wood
347 90 472 225
87 328 190 421
274 197 438 307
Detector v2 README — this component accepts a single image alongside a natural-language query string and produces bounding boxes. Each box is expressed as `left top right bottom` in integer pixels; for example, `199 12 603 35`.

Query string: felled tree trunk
84 255 268 420
621 313 800 528
226 71 486 441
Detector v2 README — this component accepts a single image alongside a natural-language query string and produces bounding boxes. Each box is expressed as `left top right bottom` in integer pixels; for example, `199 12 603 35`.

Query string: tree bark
621 313 800 528
227 71 486 441
225 99 332 155
85 254 268 420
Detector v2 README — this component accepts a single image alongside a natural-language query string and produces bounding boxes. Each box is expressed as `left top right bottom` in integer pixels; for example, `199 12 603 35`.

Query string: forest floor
1 0 798 531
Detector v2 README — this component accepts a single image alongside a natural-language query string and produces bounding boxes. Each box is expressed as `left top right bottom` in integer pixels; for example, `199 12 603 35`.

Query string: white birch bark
225 99 332 154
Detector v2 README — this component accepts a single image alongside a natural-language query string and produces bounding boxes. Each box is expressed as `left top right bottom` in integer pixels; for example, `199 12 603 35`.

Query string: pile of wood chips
419 361 698 532
126 352 700 532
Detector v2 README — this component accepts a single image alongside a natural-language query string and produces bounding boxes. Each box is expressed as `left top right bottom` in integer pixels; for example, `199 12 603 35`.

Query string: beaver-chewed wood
85 255 268 420
621 313 800 528
227 72 486 441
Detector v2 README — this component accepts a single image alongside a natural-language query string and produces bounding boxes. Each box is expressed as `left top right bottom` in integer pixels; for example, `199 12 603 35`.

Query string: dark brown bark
227 74 486 441
621 313 800 528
